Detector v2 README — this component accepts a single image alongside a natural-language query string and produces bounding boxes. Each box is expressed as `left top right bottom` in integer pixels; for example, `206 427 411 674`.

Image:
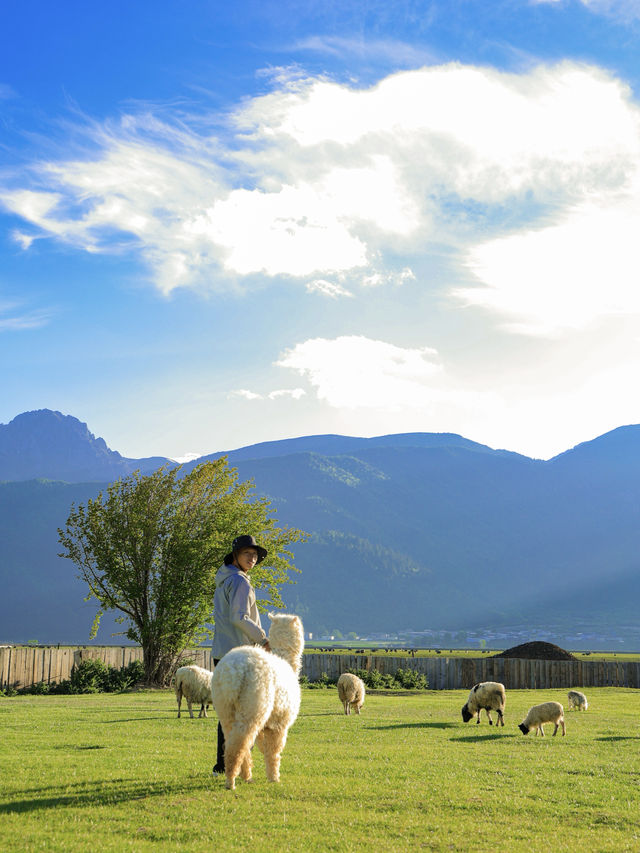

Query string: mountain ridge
1 409 639 645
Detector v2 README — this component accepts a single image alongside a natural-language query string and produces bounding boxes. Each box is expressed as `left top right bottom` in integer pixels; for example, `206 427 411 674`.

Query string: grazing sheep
175 665 214 719
518 701 566 736
461 681 506 726
211 613 304 790
568 690 588 711
337 673 365 715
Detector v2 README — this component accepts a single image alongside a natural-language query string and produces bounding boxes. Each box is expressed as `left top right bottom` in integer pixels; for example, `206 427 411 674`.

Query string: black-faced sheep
518 701 566 736
337 672 365 715
567 690 588 711
461 681 506 726
175 664 214 719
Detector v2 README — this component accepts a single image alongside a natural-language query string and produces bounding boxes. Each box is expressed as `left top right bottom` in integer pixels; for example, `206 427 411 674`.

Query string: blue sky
2 0 640 461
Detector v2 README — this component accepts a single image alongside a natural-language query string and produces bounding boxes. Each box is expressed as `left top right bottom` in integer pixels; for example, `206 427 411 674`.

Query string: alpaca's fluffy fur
175 665 214 719
211 613 304 790
337 672 365 715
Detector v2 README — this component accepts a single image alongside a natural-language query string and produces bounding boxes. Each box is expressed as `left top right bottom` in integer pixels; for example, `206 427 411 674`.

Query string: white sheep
175 664 214 719
518 701 566 736
567 690 588 711
461 681 506 726
337 673 365 715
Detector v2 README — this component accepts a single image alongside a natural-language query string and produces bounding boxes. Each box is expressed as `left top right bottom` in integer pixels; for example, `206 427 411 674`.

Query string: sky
2 0 640 461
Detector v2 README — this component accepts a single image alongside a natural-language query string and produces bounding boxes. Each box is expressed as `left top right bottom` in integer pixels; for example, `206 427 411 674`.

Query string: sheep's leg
497 709 504 727
561 718 566 735
486 709 494 725
198 703 208 718
539 724 545 737
354 703 360 715
476 712 480 724
187 699 195 719
261 727 287 783
176 687 182 718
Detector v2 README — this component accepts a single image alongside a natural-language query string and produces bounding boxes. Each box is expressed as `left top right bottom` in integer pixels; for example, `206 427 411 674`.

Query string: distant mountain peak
0 409 170 483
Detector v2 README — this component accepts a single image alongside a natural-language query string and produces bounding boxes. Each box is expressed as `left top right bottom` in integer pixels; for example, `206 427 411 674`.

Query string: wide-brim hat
224 534 268 566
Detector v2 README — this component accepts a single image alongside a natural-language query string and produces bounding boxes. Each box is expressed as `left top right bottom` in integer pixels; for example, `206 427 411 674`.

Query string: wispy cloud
305 278 354 298
0 300 51 332
291 35 436 66
534 0 640 22
0 83 17 100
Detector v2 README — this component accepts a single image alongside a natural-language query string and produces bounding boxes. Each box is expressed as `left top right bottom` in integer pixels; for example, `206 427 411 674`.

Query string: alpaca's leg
261 727 287 783
223 725 252 790
240 749 253 782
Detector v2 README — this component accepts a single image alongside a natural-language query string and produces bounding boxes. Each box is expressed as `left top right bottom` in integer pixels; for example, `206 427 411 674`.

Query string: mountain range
1 409 639 645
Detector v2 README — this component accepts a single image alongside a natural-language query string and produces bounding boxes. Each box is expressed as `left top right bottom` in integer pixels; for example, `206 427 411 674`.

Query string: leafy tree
58 460 307 685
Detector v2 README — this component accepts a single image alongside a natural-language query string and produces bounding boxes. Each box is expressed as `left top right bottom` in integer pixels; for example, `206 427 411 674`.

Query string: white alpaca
211 613 304 790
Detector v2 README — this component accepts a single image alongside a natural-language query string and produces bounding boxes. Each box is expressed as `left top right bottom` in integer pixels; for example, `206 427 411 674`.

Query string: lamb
337 672 365 715
567 690 588 711
175 664 214 719
518 701 566 736
211 613 304 790
461 681 506 726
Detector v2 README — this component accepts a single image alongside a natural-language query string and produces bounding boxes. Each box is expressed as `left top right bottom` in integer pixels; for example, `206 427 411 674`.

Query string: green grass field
1 687 639 851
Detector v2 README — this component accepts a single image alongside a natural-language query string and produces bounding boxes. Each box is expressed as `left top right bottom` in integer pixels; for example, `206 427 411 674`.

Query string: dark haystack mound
492 641 576 661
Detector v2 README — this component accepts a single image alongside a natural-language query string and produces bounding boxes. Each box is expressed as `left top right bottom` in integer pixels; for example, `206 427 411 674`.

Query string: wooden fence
0 645 211 691
2 646 639 691
304 653 640 690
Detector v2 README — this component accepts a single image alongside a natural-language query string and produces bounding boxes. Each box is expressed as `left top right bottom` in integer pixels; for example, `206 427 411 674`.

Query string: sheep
461 681 506 726
175 664 214 719
337 672 365 715
518 701 566 736
567 690 588 711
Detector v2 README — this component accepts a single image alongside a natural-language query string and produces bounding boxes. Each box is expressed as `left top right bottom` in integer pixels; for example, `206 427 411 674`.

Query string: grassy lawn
1 687 639 851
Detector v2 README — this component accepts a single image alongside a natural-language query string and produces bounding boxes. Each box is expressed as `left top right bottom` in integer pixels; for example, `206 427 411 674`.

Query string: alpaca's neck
272 641 304 675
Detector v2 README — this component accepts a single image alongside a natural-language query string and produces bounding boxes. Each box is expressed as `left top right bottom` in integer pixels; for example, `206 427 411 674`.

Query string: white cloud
172 451 206 464
276 335 444 409
457 186 640 334
2 60 640 332
230 389 263 400
229 387 306 401
267 388 306 400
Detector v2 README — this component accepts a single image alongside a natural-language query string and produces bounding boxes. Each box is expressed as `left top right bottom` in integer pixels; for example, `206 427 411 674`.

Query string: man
211 534 270 774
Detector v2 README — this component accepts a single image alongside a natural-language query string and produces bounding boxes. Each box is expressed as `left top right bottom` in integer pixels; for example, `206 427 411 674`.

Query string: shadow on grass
449 732 517 742
103 717 179 724
595 735 640 742
0 776 215 814
366 721 459 730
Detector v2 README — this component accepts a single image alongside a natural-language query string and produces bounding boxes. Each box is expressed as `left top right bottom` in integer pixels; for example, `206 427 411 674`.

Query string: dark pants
213 659 225 769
